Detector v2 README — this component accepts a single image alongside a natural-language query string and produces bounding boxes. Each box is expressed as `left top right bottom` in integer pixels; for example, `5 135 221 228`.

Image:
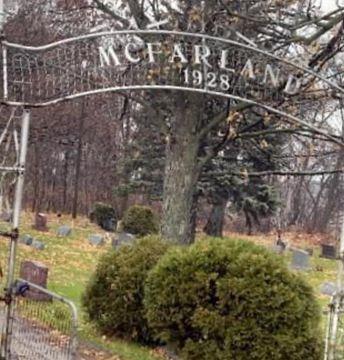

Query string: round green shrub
89 202 117 231
122 205 159 236
82 235 169 343
144 238 322 360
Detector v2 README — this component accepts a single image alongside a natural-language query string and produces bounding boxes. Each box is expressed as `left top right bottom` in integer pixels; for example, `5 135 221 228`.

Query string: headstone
57 225 72 237
321 244 337 260
112 232 136 249
320 282 337 297
31 240 45 250
89 234 105 246
34 213 48 231
305 248 314 256
20 234 34 246
19 261 51 301
271 245 285 255
291 249 310 270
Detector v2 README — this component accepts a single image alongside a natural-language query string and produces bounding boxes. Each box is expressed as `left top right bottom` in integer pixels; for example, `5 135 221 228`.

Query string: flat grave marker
57 225 72 237
291 249 310 270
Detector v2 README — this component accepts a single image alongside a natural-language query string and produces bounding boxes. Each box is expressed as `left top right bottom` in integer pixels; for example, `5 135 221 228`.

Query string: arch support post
324 213 344 360
1 109 30 360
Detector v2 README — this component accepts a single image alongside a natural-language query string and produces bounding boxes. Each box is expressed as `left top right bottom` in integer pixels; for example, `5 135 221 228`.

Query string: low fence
1 279 78 360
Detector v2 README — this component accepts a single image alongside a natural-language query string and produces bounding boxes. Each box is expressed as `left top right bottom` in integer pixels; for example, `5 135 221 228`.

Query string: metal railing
2 279 78 360
325 293 344 360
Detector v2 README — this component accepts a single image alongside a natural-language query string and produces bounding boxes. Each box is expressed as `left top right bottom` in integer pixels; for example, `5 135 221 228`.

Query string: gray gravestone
112 232 136 249
321 244 337 260
20 234 34 246
57 225 72 237
31 240 45 251
291 249 310 270
320 282 337 296
89 234 105 246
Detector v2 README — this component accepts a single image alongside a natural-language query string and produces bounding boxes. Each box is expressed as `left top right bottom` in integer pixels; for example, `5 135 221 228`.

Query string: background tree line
0 0 343 243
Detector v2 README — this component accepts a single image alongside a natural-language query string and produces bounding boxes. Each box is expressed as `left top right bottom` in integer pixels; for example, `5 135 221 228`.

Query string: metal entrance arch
0 29 344 360
2 29 344 102
2 30 343 142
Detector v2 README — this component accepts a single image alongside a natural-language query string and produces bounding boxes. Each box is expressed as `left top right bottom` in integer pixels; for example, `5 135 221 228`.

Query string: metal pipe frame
325 217 344 360
1 109 30 360
16 278 79 359
0 167 23 173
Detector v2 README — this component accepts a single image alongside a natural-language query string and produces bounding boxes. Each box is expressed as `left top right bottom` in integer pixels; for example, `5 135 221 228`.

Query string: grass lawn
0 212 162 360
0 213 338 358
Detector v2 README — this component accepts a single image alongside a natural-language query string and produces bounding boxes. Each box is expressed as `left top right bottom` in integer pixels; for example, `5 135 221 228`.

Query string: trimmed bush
89 202 117 231
82 235 170 343
122 205 159 236
144 238 322 360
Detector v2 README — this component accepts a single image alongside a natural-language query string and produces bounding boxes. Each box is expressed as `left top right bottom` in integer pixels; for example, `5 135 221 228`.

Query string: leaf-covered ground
0 213 338 359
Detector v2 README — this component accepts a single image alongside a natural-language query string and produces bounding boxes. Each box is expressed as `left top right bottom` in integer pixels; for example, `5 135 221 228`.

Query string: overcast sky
321 0 343 11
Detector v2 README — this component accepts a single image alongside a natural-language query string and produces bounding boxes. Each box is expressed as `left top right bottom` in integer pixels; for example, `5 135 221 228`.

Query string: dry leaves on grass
223 231 334 248
152 347 179 360
78 345 121 360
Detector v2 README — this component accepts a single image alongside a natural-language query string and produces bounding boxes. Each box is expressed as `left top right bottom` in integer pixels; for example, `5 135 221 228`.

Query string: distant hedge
144 238 322 360
122 205 159 236
83 236 169 343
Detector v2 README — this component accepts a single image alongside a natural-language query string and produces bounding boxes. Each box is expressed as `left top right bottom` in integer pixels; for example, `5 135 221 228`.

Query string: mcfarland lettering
99 41 301 95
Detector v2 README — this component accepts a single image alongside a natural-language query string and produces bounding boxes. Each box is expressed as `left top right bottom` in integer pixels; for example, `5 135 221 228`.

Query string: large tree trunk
204 197 228 238
161 96 202 244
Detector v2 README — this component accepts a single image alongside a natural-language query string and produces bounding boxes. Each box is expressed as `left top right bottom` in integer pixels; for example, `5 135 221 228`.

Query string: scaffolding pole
1 109 30 360
325 214 344 360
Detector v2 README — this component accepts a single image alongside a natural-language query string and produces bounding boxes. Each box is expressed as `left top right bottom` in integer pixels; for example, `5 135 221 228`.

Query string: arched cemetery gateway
0 29 343 359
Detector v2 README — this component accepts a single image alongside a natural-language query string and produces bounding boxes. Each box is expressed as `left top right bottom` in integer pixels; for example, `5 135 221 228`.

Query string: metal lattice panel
7 280 77 360
1 30 342 108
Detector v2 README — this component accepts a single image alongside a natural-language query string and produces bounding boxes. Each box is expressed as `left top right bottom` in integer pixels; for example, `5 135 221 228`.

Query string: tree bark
62 150 69 213
31 143 40 213
317 153 344 232
161 96 202 244
72 103 85 219
204 197 228 238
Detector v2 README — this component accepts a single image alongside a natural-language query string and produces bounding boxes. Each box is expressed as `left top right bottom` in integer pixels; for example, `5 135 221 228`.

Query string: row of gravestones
20 224 136 250
56 225 136 248
272 243 338 297
33 213 132 246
